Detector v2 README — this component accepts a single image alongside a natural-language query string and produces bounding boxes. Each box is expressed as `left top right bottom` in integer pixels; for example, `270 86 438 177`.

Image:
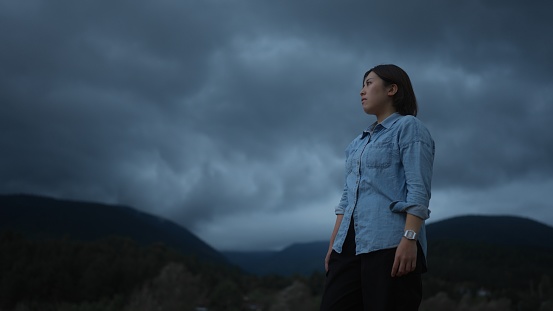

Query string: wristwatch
403 230 417 240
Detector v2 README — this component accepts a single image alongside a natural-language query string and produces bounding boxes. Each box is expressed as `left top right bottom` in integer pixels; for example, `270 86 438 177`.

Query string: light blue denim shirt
333 113 435 258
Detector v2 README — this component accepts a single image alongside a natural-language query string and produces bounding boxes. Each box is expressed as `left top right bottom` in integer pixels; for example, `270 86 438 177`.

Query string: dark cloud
1 0 552 250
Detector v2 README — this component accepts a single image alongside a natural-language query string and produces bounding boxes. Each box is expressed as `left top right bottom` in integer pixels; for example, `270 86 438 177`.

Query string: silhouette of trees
124 262 206 311
2 230 553 311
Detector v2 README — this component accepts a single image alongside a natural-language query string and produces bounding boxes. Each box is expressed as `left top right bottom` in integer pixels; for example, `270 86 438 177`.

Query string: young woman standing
320 64 435 311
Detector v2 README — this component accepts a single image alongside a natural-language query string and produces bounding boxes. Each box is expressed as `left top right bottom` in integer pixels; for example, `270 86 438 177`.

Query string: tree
125 262 206 311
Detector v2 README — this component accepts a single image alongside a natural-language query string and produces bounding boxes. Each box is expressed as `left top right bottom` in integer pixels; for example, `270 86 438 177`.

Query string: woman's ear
387 84 398 96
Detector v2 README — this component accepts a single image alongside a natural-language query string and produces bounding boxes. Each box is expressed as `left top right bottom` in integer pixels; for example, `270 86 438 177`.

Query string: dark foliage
423 239 553 305
2 194 553 310
0 231 246 311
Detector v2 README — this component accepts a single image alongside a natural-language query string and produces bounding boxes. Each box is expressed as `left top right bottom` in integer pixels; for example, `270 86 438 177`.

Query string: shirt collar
361 113 402 139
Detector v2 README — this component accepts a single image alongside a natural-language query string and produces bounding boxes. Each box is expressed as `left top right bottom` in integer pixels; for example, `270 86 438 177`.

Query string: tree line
1 231 552 311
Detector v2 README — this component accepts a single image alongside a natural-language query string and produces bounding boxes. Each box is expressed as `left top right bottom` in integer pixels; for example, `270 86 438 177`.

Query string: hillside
0 194 227 264
426 214 553 249
2 194 552 310
225 242 328 276
3 193 553 278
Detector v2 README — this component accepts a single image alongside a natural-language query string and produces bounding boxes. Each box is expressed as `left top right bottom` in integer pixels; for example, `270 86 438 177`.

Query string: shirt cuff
335 205 345 215
389 201 430 220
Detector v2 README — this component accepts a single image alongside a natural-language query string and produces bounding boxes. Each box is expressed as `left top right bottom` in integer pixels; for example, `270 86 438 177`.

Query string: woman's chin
362 106 375 115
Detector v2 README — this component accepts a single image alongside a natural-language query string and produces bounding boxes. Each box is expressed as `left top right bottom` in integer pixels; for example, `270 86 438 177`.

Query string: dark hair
363 64 418 116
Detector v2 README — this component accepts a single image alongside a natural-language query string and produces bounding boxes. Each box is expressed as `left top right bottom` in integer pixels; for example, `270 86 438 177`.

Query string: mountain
224 215 553 275
3 193 553 276
225 242 328 276
426 214 553 249
0 194 228 264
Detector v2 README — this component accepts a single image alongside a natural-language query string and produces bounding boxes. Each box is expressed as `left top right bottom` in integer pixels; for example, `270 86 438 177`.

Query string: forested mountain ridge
426 214 553 249
3 193 552 275
1 193 552 310
0 193 227 264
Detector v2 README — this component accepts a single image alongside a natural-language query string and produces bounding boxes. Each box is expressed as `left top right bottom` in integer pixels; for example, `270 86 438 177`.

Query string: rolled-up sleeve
335 145 354 215
335 181 348 215
389 121 435 220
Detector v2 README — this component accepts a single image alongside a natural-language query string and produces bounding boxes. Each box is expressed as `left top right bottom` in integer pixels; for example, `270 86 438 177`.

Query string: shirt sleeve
335 181 347 215
335 145 353 215
389 118 435 220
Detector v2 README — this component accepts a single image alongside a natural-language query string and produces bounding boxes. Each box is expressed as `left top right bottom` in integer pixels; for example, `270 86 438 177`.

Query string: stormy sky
1 0 552 251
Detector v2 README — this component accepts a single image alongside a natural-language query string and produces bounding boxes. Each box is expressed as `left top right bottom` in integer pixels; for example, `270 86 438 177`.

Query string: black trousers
320 221 426 311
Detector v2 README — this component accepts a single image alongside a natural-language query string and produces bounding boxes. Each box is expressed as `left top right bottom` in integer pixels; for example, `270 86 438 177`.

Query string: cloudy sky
2 0 552 251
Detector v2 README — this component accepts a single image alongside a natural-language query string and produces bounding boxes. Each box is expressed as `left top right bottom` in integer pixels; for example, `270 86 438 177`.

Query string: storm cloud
1 0 552 250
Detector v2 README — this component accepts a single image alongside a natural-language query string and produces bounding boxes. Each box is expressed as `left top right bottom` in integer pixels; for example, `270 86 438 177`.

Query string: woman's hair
363 64 418 116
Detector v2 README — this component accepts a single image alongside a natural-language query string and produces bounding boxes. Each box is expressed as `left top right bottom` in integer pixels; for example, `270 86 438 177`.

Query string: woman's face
360 71 395 116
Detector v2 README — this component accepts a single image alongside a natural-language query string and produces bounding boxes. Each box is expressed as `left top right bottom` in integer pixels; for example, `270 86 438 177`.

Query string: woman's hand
325 214 343 273
325 248 332 272
391 238 417 277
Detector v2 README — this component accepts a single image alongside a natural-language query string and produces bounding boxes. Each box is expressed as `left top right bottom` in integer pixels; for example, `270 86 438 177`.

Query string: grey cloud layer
1 0 552 249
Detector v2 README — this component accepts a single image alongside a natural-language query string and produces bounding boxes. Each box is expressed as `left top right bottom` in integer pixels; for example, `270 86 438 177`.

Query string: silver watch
403 230 417 240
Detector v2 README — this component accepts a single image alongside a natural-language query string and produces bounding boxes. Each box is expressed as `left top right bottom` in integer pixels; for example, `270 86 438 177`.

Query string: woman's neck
375 109 397 124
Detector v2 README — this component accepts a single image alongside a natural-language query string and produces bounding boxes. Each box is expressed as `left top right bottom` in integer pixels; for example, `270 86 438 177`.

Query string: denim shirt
333 113 435 258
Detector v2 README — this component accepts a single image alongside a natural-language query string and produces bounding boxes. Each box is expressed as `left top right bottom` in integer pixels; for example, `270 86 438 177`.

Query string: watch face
404 230 416 240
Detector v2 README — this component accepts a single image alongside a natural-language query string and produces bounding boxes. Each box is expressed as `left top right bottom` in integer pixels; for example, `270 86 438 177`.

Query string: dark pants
320 221 426 311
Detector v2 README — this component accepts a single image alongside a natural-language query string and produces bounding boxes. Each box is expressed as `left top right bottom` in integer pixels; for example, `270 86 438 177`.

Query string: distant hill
224 242 328 276
0 194 228 264
3 194 553 277
3 194 552 308
224 215 553 275
426 214 553 249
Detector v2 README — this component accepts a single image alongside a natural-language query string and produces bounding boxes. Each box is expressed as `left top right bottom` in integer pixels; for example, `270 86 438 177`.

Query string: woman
320 64 435 311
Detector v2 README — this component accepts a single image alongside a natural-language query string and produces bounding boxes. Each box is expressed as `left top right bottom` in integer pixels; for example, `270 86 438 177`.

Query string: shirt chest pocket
362 142 393 168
